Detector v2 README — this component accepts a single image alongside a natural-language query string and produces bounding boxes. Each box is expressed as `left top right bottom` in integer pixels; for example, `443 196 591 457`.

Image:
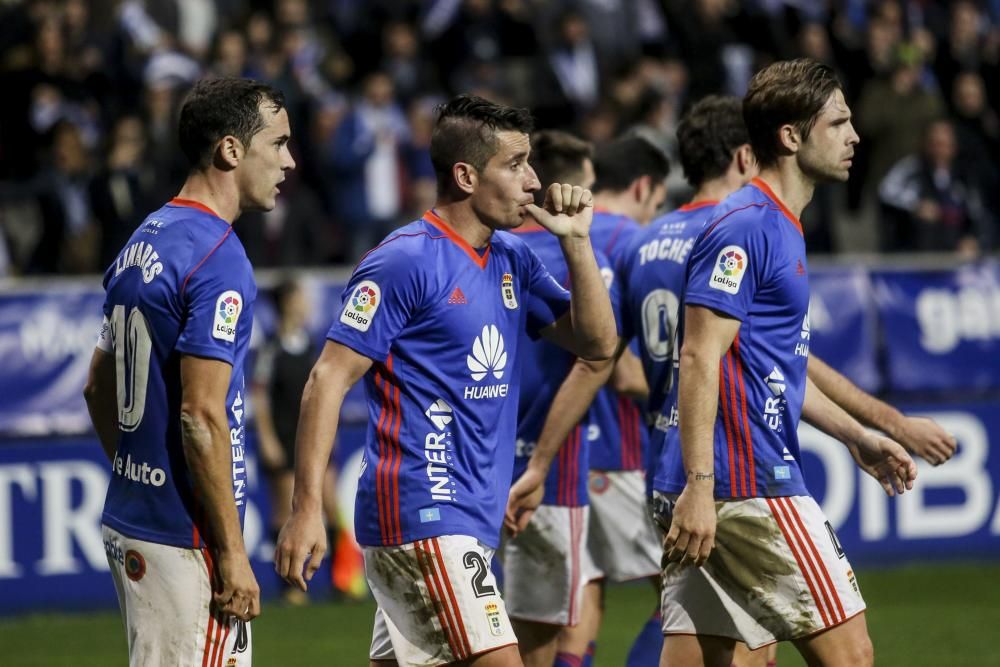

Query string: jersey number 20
110 305 152 431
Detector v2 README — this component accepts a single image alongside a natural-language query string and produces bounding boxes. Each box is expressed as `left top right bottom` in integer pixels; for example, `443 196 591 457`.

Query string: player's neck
690 179 738 206
431 201 494 248
176 172 239 225
592 191 638 221
754 164 813 221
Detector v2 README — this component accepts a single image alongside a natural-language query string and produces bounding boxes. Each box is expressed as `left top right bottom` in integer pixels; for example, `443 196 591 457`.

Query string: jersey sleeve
521 243 571 339
175 248 251 365
326 244 422 361
683 216 766 321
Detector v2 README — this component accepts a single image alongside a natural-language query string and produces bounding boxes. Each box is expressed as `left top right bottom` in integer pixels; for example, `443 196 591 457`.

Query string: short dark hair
430 94 534 194
528 130 593 206
178 77 286 169
743 58 842 167
677 95 749 188
592 135 670 194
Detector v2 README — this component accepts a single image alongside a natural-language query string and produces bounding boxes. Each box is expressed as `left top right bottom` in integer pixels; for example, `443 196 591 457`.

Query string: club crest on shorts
341 280 381 332
501 273 518 309
485 602 504 636
124 549 146 581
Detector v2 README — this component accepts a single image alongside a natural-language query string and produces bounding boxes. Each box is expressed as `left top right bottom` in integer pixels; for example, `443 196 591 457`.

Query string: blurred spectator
89 115 157 271
950 71 1000 212
879 119 995 255
857 42 945 202
381 20 439 105
400 98 439 222
325 71 409 260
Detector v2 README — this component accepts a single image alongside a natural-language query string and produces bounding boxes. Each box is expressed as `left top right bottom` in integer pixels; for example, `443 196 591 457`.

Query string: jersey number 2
462 551 496 598
110 305 152 431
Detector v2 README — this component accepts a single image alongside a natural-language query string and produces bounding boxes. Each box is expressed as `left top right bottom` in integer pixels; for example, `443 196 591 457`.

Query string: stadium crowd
0 0 998 276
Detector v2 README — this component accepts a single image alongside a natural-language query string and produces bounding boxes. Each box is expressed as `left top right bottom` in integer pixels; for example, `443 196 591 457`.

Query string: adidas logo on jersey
464 325 510 400
448 287 467 304
425 399 453 430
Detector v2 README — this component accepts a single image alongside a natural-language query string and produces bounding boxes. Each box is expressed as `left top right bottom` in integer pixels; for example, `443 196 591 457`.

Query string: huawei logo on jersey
464 325 510 400
468 325 507 381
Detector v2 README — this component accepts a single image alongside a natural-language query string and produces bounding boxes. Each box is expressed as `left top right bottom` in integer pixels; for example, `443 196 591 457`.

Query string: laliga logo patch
501 273 518 309
709 245 747 295
213 291 242 342
124 549 146 581
340 280 381 332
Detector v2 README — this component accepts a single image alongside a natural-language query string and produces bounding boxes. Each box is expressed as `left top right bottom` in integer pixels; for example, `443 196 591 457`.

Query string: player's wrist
686 470 716 486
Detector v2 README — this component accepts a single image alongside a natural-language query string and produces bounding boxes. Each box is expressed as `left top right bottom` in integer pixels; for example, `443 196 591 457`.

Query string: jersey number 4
110 305 153 431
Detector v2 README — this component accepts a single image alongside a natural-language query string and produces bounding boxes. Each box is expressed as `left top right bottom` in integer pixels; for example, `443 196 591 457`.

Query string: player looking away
275 95 616 667
83 77 295 665
656 58 916 667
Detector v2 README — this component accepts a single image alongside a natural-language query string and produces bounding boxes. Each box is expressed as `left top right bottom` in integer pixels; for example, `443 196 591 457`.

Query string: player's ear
736 144 755 176
452 162 477 195
633 175 650 204
215 135 244 170
777 123 800 155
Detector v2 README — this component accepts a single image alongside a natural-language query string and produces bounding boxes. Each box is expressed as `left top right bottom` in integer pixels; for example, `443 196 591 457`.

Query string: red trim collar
422 210 491 269
169 197 222 219
749 178 802 235
677 200 719 212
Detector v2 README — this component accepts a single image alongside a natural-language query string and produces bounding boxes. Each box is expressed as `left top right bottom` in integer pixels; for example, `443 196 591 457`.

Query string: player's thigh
661 634 735 667
364 535 517 665
731 641 772 667
792 612 873 667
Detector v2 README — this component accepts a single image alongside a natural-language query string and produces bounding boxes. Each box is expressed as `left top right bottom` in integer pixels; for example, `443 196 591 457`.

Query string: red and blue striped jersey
654 179 812 499
507 226 618 507
587 210 649 471
99 199 256 549
327 211 571 548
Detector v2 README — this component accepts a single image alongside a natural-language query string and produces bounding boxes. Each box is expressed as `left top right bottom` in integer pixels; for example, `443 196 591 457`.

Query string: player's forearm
807 356 904 438
529 357 614 474
180 407 247 555
677 347 719 482
290 365 349 513
611 347 649 400
83 351 119 462
802 377 870 449
560 236 616 360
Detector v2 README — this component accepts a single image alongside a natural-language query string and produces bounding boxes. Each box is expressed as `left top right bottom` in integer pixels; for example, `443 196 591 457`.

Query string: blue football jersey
587 210 648 471
654 179 812 499
619 201 718 425
100 198 256 549
507 226 618 507
327 211 571 549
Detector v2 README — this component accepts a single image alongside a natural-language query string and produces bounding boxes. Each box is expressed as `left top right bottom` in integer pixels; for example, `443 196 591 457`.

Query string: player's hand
274 509 327 592
524 183 594 239
663 481 716 567
504 467 546 537
896 416 957 466
848 434 917 496
213 549 261 622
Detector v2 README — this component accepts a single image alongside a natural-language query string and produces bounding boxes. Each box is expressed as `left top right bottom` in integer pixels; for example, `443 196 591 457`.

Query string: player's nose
525 164 541 192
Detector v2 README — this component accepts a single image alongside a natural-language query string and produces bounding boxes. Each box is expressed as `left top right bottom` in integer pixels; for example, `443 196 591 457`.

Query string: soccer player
274 95 617 667
655 59 915 667
498 129 609 667
82 78 295 665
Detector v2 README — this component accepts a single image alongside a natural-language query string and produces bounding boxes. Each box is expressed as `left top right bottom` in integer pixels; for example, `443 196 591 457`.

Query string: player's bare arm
807 356 956 465
610 346 649 400
179 354 260 622
83 348 119 462
802 376 917 496
531 184 617 361
275 340 371 591
505 347 622 535
669 304 740 567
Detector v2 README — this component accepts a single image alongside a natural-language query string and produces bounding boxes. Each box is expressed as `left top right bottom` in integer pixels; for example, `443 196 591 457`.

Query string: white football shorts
652 493 866 650
588 470 661 582
102 524 252 667
365 534 517 666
